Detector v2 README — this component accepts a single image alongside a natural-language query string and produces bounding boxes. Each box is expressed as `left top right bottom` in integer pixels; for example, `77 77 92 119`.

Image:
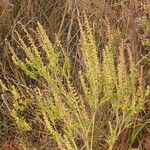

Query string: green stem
90 111 96 150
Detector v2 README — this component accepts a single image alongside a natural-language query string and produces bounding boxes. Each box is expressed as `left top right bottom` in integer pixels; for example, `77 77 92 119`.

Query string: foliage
0 0 149 149
0 16 148 149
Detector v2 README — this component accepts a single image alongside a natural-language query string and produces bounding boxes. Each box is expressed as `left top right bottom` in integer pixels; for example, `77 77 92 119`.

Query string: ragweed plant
8 20 101 150
0 16 147 150
103 37 147 149
0 80 31 131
